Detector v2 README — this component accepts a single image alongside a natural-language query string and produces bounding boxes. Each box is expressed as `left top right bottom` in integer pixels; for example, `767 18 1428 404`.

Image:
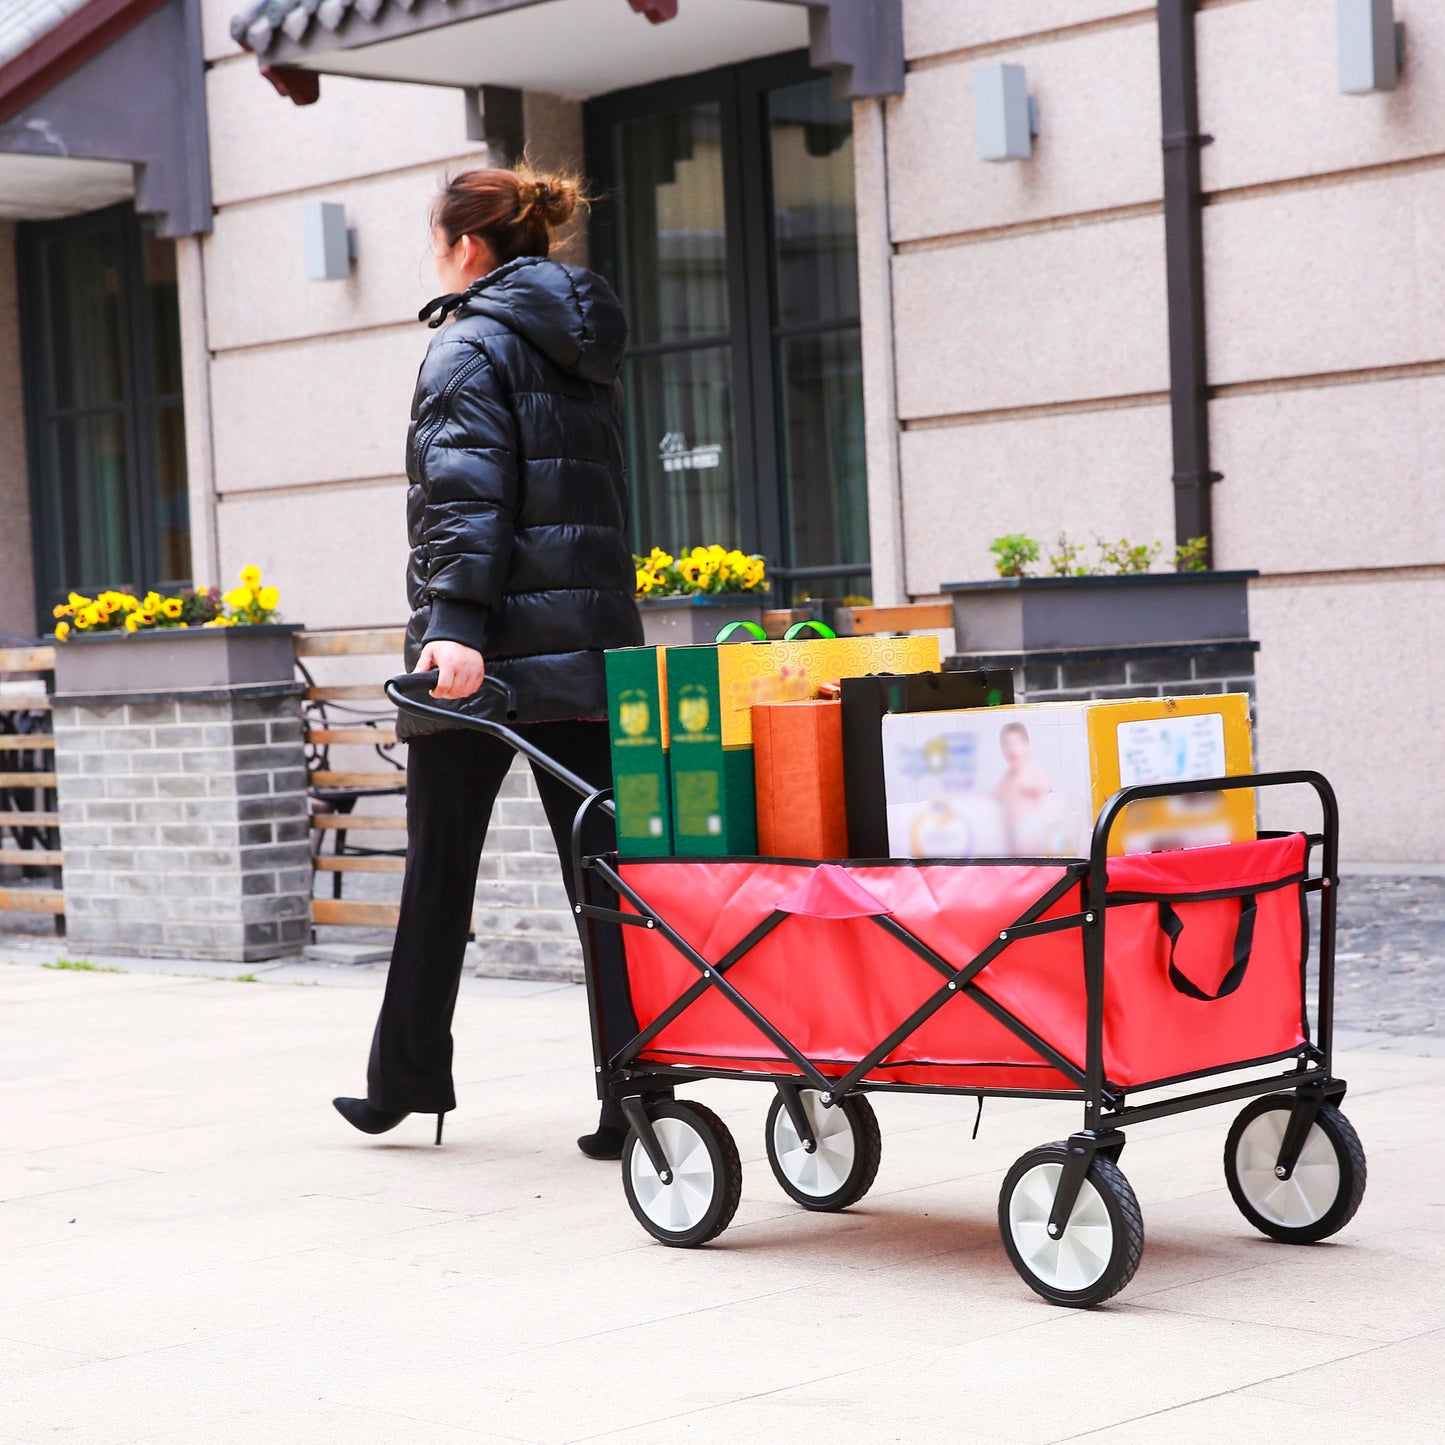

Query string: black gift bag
840 669 1014 859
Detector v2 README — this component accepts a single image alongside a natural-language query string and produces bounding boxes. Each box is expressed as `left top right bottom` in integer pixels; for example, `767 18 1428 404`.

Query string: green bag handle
714 620 768 643
783 619 837 641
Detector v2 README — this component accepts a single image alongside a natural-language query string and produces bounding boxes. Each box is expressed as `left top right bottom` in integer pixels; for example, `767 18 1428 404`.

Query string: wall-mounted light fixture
975 63 1039 162
1338 0 1405 94
303 201 357 281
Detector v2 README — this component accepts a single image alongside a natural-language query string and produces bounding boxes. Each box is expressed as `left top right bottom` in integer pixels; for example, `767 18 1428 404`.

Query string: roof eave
0 0 172 125
238 0 904 101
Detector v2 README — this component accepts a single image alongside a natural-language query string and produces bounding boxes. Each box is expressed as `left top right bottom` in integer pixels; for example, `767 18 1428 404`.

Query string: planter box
637 596 765 649
943 572 1256 654
53 624 302 696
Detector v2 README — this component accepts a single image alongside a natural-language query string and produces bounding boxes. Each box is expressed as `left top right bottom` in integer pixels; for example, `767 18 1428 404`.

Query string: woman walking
333 166 644 1159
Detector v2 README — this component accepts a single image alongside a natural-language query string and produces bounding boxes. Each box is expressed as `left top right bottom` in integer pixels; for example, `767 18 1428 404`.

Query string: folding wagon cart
390 675 1366 1308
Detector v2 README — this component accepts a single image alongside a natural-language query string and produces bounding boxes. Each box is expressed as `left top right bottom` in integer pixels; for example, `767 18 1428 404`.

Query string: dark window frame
585 49 868 594
17 201 189 619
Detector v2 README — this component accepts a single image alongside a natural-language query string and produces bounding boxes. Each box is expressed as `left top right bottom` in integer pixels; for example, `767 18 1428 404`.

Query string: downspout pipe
1157 0 1219 565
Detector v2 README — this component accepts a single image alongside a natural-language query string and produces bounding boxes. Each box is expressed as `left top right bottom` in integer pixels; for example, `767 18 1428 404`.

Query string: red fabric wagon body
618 834 1310 1096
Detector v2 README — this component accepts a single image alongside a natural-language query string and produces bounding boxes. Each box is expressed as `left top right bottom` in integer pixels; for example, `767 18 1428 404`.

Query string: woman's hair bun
515 168 580 229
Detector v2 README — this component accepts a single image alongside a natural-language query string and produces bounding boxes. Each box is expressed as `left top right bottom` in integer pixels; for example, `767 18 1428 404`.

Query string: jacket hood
419 257 628 386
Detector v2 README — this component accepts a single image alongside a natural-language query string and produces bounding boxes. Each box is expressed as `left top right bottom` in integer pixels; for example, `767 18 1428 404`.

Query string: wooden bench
0 642 63 928
296 629 410 934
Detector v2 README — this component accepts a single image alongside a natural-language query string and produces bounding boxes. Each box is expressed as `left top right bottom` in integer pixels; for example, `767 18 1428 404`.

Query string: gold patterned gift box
665 635 942 856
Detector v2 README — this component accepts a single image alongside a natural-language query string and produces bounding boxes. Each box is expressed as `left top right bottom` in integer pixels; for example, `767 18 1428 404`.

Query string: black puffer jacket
399 256 643 738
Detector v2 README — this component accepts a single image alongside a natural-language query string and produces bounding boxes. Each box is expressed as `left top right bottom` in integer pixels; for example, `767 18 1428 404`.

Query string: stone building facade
2 0 1442 932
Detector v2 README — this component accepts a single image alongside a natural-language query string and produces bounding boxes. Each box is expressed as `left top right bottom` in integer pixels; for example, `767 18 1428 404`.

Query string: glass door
587 52 870 601
18 203 191 617
611 95 746 552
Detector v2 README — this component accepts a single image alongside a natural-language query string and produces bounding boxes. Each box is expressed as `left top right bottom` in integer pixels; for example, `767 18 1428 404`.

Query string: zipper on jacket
413 350 491 473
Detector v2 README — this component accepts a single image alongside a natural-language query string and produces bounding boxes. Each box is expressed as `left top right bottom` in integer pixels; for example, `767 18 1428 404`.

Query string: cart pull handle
783 619 836 640
714 620 768 643
1159 894 1257 1002
384 672 613 811
389 669 517 718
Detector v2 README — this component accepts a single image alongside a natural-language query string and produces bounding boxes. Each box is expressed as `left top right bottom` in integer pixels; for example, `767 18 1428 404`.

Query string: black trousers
367 721 635 1117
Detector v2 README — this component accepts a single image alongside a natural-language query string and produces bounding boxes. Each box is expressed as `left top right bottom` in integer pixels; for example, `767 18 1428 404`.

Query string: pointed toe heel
333 1097 409 1136
576 1125 628 1161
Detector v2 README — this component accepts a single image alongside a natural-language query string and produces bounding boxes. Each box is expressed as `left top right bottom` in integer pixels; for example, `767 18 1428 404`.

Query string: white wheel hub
1008 1162 1114 1293
629 1117 716 1233
773 1091 857 1198
1235 1107 1340 1228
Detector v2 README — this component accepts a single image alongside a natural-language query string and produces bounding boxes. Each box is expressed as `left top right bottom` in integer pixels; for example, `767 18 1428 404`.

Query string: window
18 202 190 616
587 52 869 602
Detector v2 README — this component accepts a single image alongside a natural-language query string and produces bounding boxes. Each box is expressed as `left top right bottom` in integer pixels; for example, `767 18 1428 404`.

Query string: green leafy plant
1095 537 1162 575
42 958 123 973
1045 534 1092 577
989 533 1042 578
1175 535 1210 572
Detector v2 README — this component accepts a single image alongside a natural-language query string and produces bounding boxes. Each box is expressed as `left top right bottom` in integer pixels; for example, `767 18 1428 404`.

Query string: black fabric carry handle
1158 893 1258 1001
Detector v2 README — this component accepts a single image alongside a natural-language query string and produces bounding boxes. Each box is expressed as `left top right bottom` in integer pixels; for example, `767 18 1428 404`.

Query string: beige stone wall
0 221 35 637
882 3 1171 593
877 0 1445 857
1192 0 1445 860
1251 574 1445 863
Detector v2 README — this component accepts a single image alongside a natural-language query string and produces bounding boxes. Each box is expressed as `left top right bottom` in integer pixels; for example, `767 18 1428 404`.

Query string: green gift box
665 642 757 856
604 646 673 856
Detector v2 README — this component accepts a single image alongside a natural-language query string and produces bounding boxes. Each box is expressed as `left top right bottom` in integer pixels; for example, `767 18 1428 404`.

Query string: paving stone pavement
1331 876 1445 1037
1 951 1443 1444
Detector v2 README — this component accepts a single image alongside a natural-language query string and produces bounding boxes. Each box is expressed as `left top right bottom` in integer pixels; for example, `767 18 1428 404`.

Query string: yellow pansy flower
225 585 253 609
54 621 70 641
239 564 262 588
161 598 184 619
124 613 141 633
258 586 280 610
68 592 91 609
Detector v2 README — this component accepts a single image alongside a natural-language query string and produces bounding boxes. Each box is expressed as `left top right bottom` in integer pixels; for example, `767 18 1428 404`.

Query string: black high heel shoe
576 1124 627 1160
333 1097 448 1145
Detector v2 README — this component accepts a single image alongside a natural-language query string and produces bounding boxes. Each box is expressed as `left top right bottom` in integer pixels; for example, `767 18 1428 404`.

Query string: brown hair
431 165 584 266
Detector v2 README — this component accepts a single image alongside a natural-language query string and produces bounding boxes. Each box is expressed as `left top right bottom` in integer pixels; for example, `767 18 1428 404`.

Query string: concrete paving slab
0 957 1440 1443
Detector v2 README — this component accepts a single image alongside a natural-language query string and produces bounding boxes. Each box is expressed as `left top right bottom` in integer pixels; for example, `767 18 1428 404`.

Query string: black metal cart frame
387 674 1344 1217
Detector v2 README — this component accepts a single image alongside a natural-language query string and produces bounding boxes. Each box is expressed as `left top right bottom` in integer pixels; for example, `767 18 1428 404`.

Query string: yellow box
1087 694 1255 855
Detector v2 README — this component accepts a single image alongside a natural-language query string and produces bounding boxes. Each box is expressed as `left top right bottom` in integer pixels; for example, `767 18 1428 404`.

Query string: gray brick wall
53 690 311 961
1017 644 1258 705
470 760 585 982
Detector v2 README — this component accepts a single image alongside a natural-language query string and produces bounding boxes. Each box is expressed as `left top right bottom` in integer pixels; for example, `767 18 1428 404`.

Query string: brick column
52 682 311 961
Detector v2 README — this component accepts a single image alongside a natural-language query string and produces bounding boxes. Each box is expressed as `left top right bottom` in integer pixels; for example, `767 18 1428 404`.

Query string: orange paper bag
752 700 849 860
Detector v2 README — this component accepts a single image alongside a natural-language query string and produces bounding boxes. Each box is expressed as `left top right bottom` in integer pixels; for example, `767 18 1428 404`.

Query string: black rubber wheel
764 1089 882 1212
998 1142 1144 1308
621 1100 742 1248
1224 1094 1366 1244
